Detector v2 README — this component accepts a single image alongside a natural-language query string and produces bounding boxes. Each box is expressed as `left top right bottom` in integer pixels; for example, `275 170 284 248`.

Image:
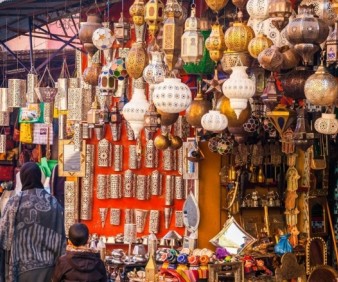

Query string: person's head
69 223 89 247
20 162 44 191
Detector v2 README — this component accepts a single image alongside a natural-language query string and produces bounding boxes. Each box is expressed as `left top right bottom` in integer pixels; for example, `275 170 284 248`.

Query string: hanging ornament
268 0 293 31
257 45 283 72
285 5 329 65
221 51 253 73
181 5 204 64
143 50 166 85
304 57 338 106
153 77 192 113
98 63 117 96
280 46 301 70
314 113 338 135
205 0 229 13
145 0 165 37
114 12 131 46
203 69 227 94
248 33 273 59
216 135 235 155
144 103 161 138
293 107 315 151
157 110 179 126
79 13 103 56
122 78 150 139
201 110 228 133
243 115 260 132
129 0 146 26
301 0 336 26
261 74 282 111
281 66 314 100
162 0 183 71
186 81 212 128
205 22 226 63
266 105 296 136
126 42 148 79
222 64 256 118
92 24 115 50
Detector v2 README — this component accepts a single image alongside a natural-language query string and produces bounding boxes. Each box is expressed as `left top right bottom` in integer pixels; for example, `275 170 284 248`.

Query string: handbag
32 123 53 145
19 123 33 144
0 165 14 181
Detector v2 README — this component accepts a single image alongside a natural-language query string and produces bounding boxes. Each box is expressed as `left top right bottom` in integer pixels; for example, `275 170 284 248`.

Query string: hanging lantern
281 66 314 100
143 50 166 85
157 109 179 126
285 5 329 64
0 88 8 112
246 0 270 20
205 0 229 13
145 0 165 37
301 0 336 26
243 115 260 132
304 59 338 106
232 0 248 10
293 107 315 151
201 110 228 133
129 0 145 26
162 0 183 71
98 64 117 95
114 12 131 45
26 72 39 103
181 5 204 64
79 13 103 56
224 22 255 52
92 24 115 51
222 66 256 118
326 21 338 65
280 46 301 70
87 96 101 125
109 102 123 141
257 45 283 72
221 51 253 73
248 33 273 59
153 78 192 113
205 23 226 63
185 81 212 128
314 113 338 135
266 104 296 136
268 0 293 31
126 42 148 79
261 74 282 111
83 61 102 86
122 79 150 139
144 103 161 135
8 79 27 108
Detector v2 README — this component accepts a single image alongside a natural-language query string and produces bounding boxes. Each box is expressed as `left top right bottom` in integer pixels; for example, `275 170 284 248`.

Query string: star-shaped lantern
203 69 226 94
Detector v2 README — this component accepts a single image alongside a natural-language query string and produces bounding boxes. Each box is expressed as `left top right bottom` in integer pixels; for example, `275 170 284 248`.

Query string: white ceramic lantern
122 80 150 138
153 78 192 113
222 66 256 118
92 26 115 50
143 51 166 85
181 5 204 64
314 113 338 135
246 0 270 20
201 110 228 133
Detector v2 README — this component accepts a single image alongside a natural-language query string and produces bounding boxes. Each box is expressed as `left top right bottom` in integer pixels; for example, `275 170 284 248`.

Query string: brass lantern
145 0 164 37
266 104 296 136
205 23 226 63
129 0 145 26
224 21 255 52
261 74 282 111
181 5 204 64
326 21 338 65
114 12 131 45
162 0 183 71
248 33 273 58
205 0 229 13
268 0 293 31
144 103 161 137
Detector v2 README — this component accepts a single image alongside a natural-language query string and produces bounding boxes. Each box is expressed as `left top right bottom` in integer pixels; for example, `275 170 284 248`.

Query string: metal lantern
293 107 315 151
224 22 255 52
181 5 204 64
98 63 117 95
248 33 273 58
26 72 39 103
266 104 296 136
246 0 270 20
326 21 338 65
126 42 148 79
269 0 293 31
79 14 103 56
257 45 283 72
205 0 229 13
0 88 8 112
201 110 228 133
8 79 27 108
185 82 212 128
222 66 256 118
129 0 146 26
205 23 226 63
144 103 161 135
261 74 282 111
314 113 338 135
145 0 164 37
109 102 123 141
301 0 336 26
122 78 150 139
162 0 183 71
114 12 131 45
153 78 192 113
304 59 338 106
87 96 101 125
92 25 115 51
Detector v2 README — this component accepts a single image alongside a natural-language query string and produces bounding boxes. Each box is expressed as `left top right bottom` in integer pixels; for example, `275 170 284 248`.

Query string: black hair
68 223 89 247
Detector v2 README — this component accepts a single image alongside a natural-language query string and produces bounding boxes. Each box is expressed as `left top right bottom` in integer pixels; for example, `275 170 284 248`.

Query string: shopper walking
0 162 66 282
52 223 107 282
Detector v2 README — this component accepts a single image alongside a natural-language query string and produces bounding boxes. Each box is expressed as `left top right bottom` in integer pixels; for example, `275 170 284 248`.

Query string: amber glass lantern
181 5 204 64
145 0 164 37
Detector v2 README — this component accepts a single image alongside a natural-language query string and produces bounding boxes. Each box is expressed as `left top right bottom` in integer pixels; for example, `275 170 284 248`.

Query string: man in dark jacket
52 223 107 282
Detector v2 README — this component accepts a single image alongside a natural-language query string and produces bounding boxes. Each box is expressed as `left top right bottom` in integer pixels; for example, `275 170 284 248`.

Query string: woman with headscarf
0 162 66 282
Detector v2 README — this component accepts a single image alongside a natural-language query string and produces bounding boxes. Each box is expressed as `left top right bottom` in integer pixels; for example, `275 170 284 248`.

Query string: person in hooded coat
52 223 107 282
0 162 66 282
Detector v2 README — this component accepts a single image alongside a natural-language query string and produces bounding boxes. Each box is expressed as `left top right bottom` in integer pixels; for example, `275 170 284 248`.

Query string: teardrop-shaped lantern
126 42 148 79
